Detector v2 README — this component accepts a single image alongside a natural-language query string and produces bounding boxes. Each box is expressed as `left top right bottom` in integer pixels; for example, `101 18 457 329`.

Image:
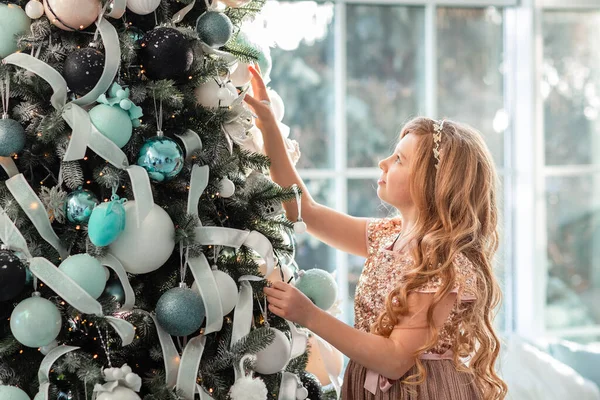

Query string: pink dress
341 218 483 400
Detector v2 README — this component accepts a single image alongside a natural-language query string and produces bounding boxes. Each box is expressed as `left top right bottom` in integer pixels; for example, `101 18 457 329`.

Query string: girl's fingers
248 66 269 99
264 286 285 300
268 304 285 317
243 92 262 109
265 295 285 308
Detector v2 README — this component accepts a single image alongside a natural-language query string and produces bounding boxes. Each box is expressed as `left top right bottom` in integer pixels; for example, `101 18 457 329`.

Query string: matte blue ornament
58 254 107 299
10 292 62 347
295 269 338 310
155 286 205 336
0 3 31 59
195 11 233 48
89 104 133 148
0 117 26 157
0 385 30 400
65 188 99 224
88 196 126 247
104 279 125 303
136 136 184 182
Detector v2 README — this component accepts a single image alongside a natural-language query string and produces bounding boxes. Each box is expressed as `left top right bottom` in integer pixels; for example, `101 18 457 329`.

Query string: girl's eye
395 155 402 164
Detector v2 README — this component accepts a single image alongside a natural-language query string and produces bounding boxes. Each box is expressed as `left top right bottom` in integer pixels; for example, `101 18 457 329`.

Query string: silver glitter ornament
195 11 233 48
0 117 25 157
64 188 100 224
155 286 205 336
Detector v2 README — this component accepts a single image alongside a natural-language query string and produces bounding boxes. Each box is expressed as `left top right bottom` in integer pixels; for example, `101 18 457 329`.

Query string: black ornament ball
63 47 105 95
0 249 26 302
300 371 323 400
139 27 194 81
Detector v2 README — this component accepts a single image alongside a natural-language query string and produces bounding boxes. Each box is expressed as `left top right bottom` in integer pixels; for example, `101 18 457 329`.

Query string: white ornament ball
126 0 160 15
194 79 237 109
267 89 285 122
293 220 307 234
229 375 267 400
254 328 291 374
0 385 30 400
25 0 44 19
259 262 295 285
109 202 175 274
43 0 101 31
306 335 343 386
219 178 235 198
229 62 252 87
213 270 238 314
96 386 141 400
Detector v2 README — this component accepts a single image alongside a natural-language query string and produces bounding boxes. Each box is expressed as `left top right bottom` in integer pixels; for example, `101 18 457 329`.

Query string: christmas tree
0 0 339 398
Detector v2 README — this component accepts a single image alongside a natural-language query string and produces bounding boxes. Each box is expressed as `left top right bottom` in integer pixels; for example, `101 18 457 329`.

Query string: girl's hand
243 65 277 131
263 280 319 328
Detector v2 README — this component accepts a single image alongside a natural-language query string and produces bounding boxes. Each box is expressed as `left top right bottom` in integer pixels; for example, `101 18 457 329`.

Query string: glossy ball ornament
295 269 337 311
109 202 175 274
43 0 101 31
0 385 30 400
89 104 132 148
126 0 160 15
139 27 194 81
195 11 233 48
0 3 31 59
156 287 205 336
58 254 106 299
0 118 26 157
299 371 323 400
10 293 62 347
194 79 237 109
0 249 26 302
63 47 104 96
219 178 235 198
88 198 126 246
137 136 184 182
126 26 144 43
25 1 44 19
104 279 125 304
65 188 99 224
254 327 291 374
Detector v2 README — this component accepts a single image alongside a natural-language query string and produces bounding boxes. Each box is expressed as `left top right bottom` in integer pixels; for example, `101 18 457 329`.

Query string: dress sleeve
365 218 402 256
412 252 478 302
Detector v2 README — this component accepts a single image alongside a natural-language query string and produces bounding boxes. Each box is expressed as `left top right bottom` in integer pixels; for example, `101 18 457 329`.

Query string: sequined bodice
354 218 478 355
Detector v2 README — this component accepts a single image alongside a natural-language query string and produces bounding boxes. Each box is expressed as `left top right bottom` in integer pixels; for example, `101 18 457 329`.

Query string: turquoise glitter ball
0 118 26 157
156 287 205 336
195 11 233 48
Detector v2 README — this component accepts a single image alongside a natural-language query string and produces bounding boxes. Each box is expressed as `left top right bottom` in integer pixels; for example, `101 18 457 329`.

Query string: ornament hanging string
0 73 10 118
153 91 164 135
97 326 112 367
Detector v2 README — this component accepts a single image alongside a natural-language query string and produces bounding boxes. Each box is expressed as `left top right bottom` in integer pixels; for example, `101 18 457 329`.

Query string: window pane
346 5 426 168
546 174 600 330
295 179 336 273
437 7 505 166
543 11 600 166
268 1 335 169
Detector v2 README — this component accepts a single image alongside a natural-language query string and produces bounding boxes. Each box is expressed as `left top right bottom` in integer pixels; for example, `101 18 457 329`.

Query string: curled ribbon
278 321 310 400
172 0 196 23
176 335 207 399
187 255 223 334
36 345 80 400
175 129 203 160
100 254 135 311
0 156 18 178
106 0 127 18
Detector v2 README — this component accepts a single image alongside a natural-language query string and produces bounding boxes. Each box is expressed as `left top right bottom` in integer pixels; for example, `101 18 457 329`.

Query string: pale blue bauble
89 104 133 148
0 385 30 400
10 294 62 347
136 136 184 182
58 254 106 299
156 287 205 336
295 269 338 311
0 118 26 157
195 11 233 48
88 199 126 247
0 4 31 59
65 188 99 224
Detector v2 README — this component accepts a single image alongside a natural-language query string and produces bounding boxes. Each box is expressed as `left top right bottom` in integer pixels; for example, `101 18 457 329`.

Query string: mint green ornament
88 196 126 247
10 293 62 348
58 254 107 299
0 4 31 59
0 385 30 400
89 104 133 148
295 269 338 311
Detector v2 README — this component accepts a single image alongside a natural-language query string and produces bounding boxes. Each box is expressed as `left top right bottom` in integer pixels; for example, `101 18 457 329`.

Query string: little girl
245 66 507 399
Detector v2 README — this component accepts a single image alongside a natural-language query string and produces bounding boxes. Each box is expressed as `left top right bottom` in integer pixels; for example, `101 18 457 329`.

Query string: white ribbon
106 0 127 19
230 280 253 382
36 345 80 400
175 129 203 160
172 0 196 23
125 165 153 227
187 255 223 334
315 335 342 398
6 174 68 259
140 311 181 388
278 322 309 400
0 156 18 178
187 165 209 217
176 335 207 399
279 371 302 400
100 254 135 311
